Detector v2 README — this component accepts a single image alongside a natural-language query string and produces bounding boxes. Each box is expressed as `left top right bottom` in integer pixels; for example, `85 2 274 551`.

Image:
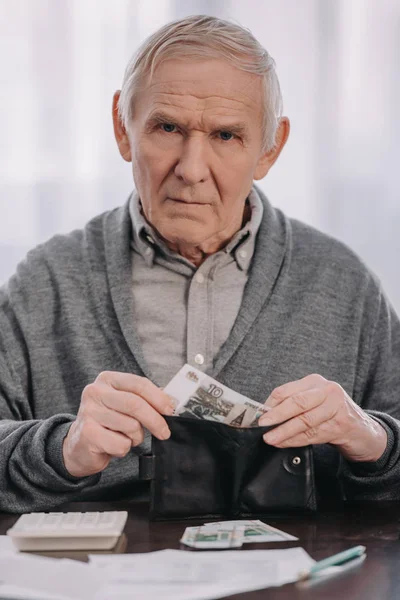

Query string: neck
163 202 252 267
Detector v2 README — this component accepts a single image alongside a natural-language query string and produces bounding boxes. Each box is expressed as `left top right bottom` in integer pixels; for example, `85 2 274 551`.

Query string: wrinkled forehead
135 58 264 120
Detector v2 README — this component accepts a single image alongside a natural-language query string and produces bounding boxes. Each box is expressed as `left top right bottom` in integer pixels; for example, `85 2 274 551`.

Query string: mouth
167 197 209 206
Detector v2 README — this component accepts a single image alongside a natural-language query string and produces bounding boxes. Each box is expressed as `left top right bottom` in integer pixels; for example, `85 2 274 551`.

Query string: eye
218 131 235 141
161 123 177 133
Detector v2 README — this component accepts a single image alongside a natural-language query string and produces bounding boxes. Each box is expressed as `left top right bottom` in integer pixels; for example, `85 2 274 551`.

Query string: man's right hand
62 371 174 478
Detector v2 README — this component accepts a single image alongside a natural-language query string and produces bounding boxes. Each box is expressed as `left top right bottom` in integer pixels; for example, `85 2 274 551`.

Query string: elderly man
0 15 399 513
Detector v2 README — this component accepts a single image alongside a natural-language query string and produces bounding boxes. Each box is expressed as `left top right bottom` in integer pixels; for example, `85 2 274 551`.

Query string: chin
159 221 211 247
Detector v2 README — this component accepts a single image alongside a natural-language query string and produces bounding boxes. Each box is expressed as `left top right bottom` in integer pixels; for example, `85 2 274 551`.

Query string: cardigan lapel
101 197 158 382
212 188 289 379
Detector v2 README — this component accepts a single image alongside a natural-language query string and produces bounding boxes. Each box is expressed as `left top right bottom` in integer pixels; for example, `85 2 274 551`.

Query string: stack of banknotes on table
164 364 269 427
180 520 297 549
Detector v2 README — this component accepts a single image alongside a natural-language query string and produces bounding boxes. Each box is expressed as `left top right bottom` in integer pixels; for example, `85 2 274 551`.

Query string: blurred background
0 0 399 308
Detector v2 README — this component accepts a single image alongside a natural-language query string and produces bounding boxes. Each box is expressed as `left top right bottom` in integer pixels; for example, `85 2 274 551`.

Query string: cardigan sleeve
339 277 400 500
0 278 101 513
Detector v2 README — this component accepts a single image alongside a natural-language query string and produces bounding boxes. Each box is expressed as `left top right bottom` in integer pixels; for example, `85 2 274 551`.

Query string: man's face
116 59 280 250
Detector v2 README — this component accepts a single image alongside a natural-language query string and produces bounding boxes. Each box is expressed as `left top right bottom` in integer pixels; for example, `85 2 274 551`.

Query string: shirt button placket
187 268 209 371
194 353 205 365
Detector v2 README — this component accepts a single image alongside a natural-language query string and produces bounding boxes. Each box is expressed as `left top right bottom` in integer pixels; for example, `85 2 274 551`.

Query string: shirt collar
224 188 264 270
129 195 158 267
129 187 264 270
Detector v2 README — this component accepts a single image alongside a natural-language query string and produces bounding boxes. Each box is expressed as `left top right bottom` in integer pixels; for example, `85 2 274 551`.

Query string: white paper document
0 534 17 554
0 583 69 600
0 553 109 600
90 547 315 600
0 542 314 599
0 536 66 599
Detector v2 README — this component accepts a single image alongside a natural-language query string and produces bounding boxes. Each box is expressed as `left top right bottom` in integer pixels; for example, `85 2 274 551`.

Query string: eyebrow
146 110 250 138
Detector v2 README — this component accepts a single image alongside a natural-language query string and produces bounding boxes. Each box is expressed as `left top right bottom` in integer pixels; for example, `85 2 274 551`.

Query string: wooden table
1 501 399 599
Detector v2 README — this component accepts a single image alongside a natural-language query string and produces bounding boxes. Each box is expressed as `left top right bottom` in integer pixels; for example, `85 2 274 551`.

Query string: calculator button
41 514 63 529
61 513 82 529
17 513 44 530
98 512 116 525
81 513 100 528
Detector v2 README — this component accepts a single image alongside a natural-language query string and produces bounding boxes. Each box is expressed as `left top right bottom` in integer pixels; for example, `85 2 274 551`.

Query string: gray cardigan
1 189 400 513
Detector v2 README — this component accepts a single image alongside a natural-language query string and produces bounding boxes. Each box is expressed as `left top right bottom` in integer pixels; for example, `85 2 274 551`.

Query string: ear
254 117 290 180
112 91 132 163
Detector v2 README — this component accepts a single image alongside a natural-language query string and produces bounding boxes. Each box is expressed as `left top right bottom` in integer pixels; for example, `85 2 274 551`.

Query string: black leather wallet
140 415 317 520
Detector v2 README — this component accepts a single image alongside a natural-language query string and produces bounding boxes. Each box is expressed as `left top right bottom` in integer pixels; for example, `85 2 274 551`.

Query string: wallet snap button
283 452 307 475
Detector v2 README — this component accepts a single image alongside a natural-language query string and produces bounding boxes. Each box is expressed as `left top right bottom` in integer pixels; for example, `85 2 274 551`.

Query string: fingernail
160 426 171 440
165 404 175 416
264 432 277 444
168 395 177 409
259 416 272 425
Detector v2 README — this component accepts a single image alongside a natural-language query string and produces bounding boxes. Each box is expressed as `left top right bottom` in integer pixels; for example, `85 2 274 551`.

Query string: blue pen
299 545 366 580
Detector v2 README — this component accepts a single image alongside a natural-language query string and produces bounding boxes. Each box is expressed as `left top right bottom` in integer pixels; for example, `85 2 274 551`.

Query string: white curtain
1 0 399 310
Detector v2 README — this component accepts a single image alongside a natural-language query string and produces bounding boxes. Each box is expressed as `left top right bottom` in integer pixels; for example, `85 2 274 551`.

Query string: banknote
180 525 245 549
203 520 298 542
164 364 269 427
180 520 297 549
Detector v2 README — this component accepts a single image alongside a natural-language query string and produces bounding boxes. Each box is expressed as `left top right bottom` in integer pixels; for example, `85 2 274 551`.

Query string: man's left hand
259 374 387 463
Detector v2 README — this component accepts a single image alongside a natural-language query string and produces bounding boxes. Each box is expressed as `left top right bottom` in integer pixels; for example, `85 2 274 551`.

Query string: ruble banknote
164 364 269 427
203 520 298 542
180 520 297 549
180 525 245 549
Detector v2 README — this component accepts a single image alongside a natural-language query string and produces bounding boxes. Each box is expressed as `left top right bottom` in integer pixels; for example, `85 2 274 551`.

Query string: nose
174 135 210 185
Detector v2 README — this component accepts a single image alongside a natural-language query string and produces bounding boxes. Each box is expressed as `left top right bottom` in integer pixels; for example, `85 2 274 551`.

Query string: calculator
6 511 128 551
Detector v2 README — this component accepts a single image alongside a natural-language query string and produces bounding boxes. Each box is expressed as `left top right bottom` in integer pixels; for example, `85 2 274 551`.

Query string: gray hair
118 15 283 151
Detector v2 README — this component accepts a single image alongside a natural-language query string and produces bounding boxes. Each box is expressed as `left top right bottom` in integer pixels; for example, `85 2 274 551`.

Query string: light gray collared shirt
129 189 264 387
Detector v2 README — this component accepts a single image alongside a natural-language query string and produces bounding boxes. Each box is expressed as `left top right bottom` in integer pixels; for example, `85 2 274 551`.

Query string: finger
93 406 145 446
97 387 171 440
91 423 133 458
97 371 174 414
263 402 337 446
259 387 328 427
264 374 327 408
266 421 334 448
